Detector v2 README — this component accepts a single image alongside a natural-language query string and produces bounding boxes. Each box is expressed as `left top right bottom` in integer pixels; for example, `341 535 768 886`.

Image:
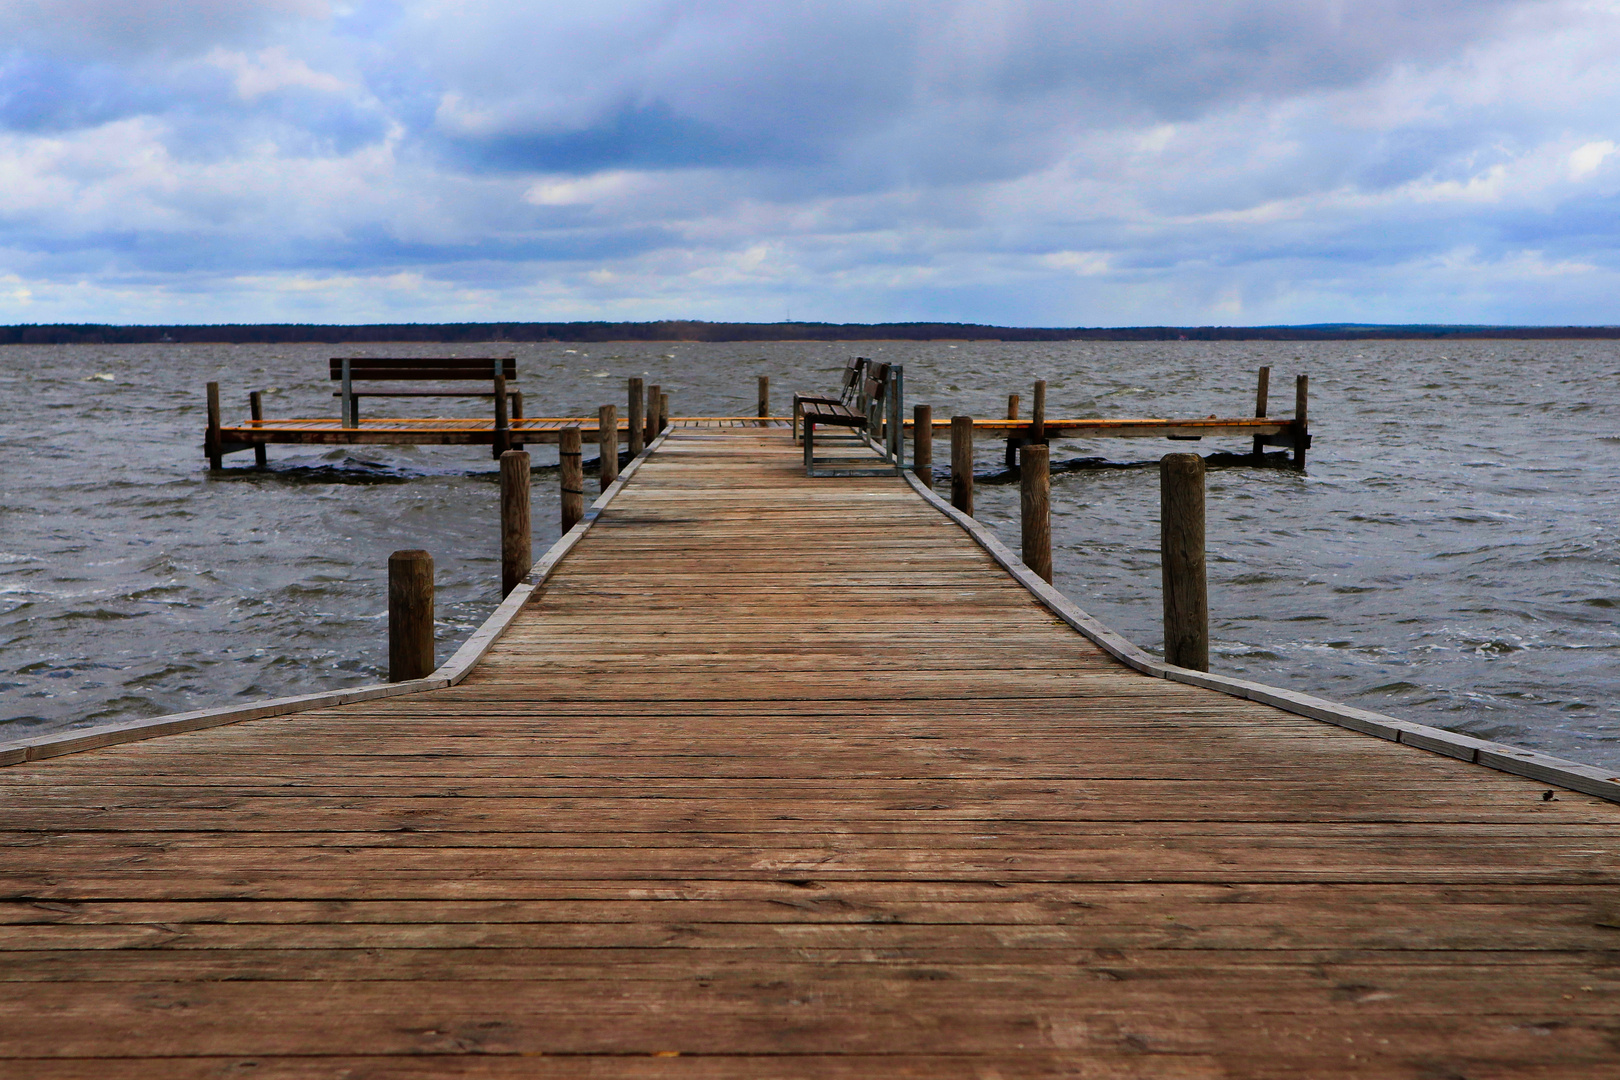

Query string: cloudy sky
2 0 1619 326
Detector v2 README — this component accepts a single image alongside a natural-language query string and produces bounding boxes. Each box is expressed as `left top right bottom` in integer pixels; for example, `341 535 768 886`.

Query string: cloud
1570 139 1617 180
2 0 1620 325
207 46 349 101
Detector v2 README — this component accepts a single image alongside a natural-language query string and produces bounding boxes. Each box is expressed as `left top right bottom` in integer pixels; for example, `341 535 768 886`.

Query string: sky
2 0 1620 327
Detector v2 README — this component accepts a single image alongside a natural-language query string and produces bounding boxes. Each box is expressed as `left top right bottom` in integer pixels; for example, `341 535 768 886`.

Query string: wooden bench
792 357 867 441
331 357 522 457
799 361 905 477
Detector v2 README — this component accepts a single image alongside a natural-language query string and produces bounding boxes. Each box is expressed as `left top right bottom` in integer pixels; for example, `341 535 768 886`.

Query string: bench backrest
863 361 891 402
838 359 863 402
330 358 517 381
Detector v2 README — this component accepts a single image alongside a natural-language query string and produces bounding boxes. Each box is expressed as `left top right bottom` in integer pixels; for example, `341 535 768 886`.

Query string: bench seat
799 400 865 427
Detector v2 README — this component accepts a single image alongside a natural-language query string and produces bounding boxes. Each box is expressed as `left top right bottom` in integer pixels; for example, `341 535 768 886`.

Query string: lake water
2 339 1615 769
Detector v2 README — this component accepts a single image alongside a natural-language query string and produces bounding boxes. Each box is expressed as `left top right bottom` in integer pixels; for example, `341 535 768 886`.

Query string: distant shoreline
4 320 1619 345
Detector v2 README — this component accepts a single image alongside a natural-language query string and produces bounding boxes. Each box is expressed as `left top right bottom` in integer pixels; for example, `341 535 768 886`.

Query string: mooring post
205 381 223 469
627 377 645 458
560 426 584 533
340 359 355 428
1021 442 1052 583
248 391 268 467
1004 394 1022 471
951 415 974 516
1031 379 1046 445
913 404 933 485
492 372 510 459
645 384 661 445
659 392 670 433
1293 374 1309 471
598 405 618 491
757 375 769 423
1253 366 1270 458
388 549 435 682
1160 453 1208 672
499 450 531 595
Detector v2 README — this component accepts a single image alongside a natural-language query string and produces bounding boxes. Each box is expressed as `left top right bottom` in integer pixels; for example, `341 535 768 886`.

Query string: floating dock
210 414 1294 447
4 426 1616 1075
215 414 789 446
204 364 1310 466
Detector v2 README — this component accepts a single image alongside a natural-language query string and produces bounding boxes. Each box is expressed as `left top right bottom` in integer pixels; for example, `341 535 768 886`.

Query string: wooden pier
210 414 1292 449
206 359 1309 467
217 414 788 447
6 427 1618 1076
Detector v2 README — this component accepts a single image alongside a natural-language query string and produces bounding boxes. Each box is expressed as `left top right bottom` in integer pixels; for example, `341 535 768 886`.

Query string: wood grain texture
386 549 434 681
598 404 618 491
4 427 1618 1077
1159 453 1207 671
498 450 531 595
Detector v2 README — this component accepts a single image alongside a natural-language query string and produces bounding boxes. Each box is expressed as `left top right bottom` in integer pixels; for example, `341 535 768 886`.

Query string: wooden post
645 384 660 445
560 426 584 532
205 381 223 469
388 549 434 682
1031 379 1046 445
1253 366 1270 458
757 375 769 423
627 377 645 458
913 404 933 485
1021 442 1052 583
659 392 670 433
598 405 619 491
492 373 510 459
499 450 531 595
340 359 355 428
1292 374 1309 471
1160 454 1208 672
248 391 268 467
1004 394 1022 471
950 415 974 516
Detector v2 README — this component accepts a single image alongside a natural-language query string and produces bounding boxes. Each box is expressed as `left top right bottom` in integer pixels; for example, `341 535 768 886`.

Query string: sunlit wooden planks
2 426 1618 1076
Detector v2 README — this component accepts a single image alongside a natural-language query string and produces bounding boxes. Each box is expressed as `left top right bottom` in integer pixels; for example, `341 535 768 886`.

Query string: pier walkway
3 428 1619 1077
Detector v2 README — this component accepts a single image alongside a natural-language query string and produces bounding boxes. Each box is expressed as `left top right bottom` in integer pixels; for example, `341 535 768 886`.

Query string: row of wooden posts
913 381 1208 673
388 373 1211 682
387 378 679 681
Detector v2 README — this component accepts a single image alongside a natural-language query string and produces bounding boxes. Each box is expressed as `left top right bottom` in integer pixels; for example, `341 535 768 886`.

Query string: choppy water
1 340 1615 768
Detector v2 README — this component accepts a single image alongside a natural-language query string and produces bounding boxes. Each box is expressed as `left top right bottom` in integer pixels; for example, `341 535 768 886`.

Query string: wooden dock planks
3 427 1619 1077
219 417 793 447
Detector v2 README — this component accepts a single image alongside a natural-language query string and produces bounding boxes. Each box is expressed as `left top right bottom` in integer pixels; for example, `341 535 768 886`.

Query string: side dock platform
3 427 1617 1077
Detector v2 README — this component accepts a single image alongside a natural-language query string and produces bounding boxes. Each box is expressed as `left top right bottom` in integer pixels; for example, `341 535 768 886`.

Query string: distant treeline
3 321 1619 345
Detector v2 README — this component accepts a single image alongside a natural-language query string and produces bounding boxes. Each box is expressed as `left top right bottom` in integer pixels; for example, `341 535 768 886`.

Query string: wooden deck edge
432 427 673 684
0 679 449 767
0 430 674 768
901 469 1620 804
